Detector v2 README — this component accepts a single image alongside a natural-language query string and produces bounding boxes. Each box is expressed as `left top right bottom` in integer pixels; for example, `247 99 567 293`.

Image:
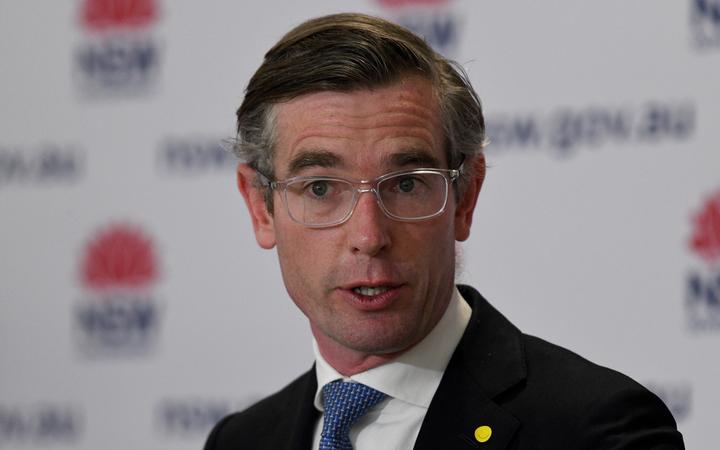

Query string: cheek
277 231 310 273
400 220 456 267
275 226 331 287
429 222 457 277
276 238 316 313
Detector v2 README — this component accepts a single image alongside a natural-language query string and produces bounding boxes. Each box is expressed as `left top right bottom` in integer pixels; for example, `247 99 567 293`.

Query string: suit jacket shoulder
413 285 684 449
505 333 683 449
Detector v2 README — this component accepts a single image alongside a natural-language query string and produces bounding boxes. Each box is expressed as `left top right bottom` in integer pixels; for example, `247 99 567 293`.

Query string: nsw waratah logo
74 0 162 96
74 223 162 355
685 189 720 331
376 0 461 56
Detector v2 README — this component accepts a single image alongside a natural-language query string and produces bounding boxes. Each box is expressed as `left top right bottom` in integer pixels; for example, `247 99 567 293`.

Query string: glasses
261 167 461 228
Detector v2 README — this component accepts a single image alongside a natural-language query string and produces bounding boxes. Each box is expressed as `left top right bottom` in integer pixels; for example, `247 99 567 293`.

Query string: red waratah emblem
81 0 158 31
690 190 720 264
81 224 158 290
377 0 450 7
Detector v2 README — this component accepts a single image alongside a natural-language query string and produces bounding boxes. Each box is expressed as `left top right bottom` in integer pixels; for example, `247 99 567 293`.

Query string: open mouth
352 286 390 296
341 283 402 310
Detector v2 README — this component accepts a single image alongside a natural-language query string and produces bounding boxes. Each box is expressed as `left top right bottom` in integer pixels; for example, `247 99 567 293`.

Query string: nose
345 189 391 256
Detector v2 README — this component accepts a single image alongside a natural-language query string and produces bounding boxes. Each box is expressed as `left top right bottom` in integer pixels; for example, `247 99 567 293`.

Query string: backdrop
1 1 718 449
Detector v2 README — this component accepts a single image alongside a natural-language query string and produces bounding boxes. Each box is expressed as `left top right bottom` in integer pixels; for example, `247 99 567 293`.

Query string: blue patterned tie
319 380 386 450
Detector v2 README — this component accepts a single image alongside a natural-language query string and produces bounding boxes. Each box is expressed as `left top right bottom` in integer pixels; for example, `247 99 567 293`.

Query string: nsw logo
691 0 720 48
686 189 720 331
74 0 162 96
376 0 460 56
156 136 236 176
0 144 83 188
74 223 162 356
0 404 82 444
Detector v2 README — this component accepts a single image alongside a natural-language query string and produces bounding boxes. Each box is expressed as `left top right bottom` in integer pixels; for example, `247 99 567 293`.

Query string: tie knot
319 381 386 450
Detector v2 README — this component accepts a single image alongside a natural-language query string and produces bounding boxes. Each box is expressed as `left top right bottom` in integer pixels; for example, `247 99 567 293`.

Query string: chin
337 327 418 355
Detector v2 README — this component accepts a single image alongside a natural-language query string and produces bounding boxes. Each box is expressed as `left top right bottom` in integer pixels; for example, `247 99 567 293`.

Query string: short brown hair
233 13 485 209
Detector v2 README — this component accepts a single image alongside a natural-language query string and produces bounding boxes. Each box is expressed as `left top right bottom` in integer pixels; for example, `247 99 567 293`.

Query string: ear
237 163 276 249
454 154 485 242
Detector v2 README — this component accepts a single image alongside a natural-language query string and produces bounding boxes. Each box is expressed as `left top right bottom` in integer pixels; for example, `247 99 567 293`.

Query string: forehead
272 76 445 176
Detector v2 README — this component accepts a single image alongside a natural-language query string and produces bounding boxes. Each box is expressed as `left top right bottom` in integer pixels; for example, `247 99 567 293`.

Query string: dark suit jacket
205 285 684 449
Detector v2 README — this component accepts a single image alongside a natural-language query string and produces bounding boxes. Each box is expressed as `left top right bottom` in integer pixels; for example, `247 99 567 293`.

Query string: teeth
353 286 389 296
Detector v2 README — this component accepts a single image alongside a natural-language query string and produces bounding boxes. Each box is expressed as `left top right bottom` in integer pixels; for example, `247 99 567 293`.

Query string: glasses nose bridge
349 180 384 215
353 178 381 196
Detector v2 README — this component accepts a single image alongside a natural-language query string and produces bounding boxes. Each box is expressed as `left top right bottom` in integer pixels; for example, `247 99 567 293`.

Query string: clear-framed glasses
261 167 461 228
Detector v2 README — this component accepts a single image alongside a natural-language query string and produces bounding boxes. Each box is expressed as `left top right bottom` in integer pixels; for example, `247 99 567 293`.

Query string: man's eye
397 177 416 193
298 180 340 199
309 181 329 197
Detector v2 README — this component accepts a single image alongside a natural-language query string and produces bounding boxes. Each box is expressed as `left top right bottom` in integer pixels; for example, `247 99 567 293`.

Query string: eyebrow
387 149 441 168
286 150 343 177
284 148 442 178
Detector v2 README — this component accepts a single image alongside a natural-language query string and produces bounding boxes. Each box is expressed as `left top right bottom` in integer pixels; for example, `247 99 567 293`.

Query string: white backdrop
1 1 718 449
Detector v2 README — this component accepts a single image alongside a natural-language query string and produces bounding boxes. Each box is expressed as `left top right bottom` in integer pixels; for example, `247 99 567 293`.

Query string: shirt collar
313 286 472 410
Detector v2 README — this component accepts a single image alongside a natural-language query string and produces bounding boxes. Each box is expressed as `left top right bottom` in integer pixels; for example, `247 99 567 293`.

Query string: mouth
352 286 390 296
338 282 404 311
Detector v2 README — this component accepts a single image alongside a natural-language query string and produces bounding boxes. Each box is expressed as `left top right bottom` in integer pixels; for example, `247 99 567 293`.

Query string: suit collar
455 284 527 399
413 285 526 449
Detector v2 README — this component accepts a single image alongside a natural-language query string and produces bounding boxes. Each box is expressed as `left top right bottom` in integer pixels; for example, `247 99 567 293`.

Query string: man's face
239 76 482 367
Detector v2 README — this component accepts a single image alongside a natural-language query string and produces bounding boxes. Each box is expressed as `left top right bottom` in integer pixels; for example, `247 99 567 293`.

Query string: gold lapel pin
474 425 492 443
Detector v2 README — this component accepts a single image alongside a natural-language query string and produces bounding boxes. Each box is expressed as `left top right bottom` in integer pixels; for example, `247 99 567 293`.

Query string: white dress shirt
311 287 472 450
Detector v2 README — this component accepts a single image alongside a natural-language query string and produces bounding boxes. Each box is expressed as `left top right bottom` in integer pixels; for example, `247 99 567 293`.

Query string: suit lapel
414 285 526 450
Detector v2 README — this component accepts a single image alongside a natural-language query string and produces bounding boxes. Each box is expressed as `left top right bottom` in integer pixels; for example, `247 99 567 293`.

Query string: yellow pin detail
474 425 492 443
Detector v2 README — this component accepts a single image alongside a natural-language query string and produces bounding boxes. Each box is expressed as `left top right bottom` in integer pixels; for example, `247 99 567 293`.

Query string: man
205 13 684 450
